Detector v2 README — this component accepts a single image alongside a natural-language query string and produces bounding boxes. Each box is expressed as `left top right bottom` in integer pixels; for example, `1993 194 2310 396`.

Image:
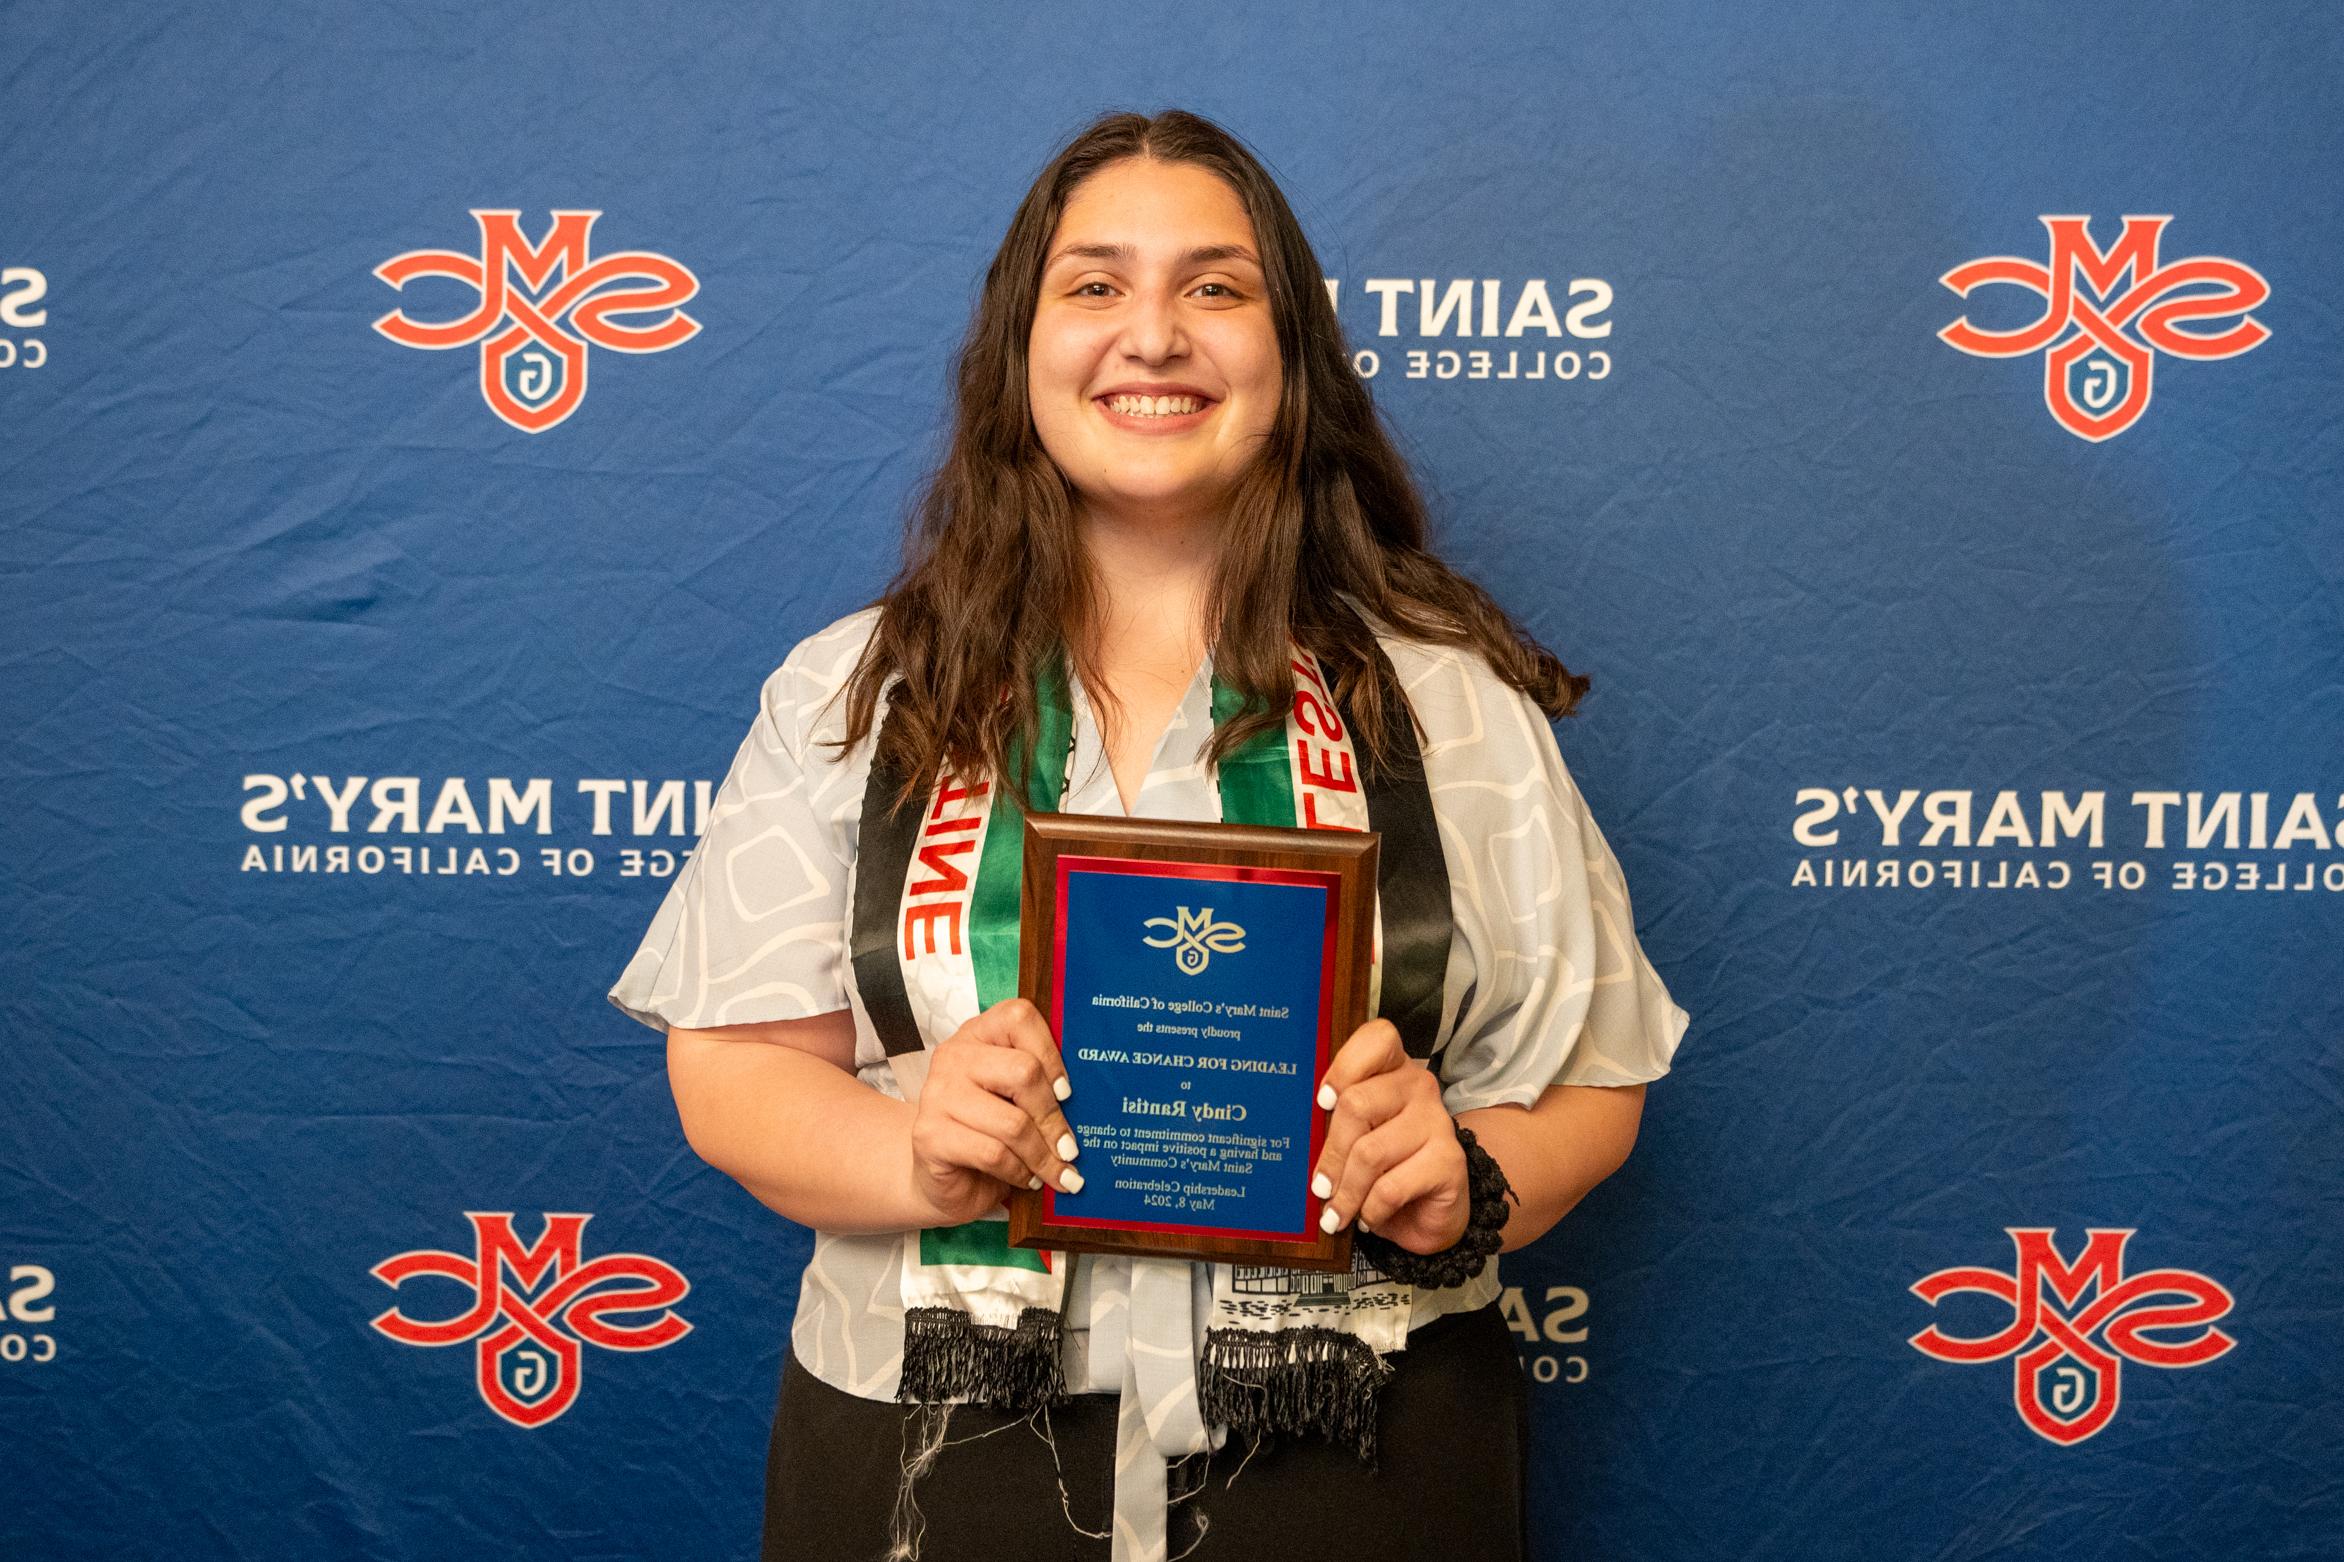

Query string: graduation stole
849 640 1454 1455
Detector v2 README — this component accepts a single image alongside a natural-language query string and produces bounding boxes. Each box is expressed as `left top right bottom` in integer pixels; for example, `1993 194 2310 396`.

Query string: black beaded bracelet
1352 1121 1517 1289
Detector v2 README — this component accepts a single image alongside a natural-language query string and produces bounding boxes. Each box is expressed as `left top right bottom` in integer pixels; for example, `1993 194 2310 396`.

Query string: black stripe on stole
1347 641 1453 1061
848 691 927 1059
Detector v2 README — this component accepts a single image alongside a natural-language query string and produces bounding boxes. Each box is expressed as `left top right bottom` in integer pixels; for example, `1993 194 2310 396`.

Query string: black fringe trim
1198 1325 1394 1468
897 1306 1068 1411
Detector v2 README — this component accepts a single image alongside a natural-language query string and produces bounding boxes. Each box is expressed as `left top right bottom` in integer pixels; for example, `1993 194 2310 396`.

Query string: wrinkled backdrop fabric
1 3 2338 1559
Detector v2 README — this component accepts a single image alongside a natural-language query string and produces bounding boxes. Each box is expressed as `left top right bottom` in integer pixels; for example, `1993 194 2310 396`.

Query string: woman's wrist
1351 1120 1516 1288
885 1098 963 1232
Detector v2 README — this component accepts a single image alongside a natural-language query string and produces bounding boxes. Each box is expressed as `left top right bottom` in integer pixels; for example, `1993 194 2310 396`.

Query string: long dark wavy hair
827 108 1587 813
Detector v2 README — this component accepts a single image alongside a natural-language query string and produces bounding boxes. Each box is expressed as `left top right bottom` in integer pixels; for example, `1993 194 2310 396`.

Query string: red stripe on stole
1288 653 1362 830
902 776 989 958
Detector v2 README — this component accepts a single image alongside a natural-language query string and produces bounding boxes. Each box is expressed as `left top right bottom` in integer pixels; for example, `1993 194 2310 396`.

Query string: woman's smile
1093 382 1219 433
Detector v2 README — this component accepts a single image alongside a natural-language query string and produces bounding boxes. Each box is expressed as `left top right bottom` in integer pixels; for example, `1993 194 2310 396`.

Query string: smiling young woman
612 109 1689 1562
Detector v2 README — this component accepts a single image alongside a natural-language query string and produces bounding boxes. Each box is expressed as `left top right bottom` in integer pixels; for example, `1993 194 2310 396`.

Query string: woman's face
1027 157 1282 530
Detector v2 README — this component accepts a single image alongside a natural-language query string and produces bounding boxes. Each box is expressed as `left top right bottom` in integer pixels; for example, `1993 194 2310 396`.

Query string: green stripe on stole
920 655 1299 1264
967 654 1075 1013
1208 673 1298 826
920 1219 1051 1273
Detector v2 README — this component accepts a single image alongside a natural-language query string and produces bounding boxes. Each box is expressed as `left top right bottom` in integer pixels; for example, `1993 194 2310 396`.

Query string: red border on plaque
1041 853 1339 1246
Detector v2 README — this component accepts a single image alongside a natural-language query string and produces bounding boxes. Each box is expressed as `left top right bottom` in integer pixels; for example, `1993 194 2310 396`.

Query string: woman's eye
1075 281 1116 298
1194 282 1237 299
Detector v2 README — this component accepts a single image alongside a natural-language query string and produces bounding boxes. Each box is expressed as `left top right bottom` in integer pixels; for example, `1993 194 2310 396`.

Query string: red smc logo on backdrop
374 211 700 434
371 1212 690 1428
1909 1228 2233 1446
1939 217 2267 441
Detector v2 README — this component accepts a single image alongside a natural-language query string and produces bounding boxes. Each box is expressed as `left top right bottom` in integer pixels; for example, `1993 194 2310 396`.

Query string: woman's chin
1070 475 1239 528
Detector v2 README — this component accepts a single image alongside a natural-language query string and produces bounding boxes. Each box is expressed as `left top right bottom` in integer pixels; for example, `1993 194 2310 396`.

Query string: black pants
763 1300 1528 1562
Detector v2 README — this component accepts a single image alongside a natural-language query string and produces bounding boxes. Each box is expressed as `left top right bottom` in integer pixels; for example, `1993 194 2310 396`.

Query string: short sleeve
1419 660 1690 1112
606 652 856 1033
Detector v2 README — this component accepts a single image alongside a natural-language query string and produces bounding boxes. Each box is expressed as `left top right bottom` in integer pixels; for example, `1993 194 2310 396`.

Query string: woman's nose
1117 285 1187 365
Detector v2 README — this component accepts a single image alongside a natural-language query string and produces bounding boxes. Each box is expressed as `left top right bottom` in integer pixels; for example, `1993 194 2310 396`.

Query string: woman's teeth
1103 394 1204 417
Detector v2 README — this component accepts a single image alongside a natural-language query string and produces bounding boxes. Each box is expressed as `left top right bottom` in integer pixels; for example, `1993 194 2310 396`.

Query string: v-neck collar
1060 651 1217 820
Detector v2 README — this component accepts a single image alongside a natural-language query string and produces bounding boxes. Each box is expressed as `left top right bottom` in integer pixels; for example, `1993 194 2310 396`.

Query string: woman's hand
908 997 1084 1228
1311 1018 1469 1253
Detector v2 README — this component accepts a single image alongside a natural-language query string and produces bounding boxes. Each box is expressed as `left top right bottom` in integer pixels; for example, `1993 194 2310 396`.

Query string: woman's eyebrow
1047 242 1261 268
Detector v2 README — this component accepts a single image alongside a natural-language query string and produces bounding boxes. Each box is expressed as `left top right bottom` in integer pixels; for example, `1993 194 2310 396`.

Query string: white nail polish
1311 1172 1333 1199
1058 1133 1079 1161
1053 1076 1072 1101
1027 1175 1043 1191
1317 1084 1337 1111
1319 1206 1340 1234
1060 1167 1085 1194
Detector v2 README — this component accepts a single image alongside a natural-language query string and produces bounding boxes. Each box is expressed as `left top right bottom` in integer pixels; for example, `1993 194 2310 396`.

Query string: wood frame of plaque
1005 811 1377 1273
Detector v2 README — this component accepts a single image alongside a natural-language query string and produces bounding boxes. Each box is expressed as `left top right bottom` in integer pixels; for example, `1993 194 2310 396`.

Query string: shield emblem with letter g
477 1319 583 1428
2044 330 2153 442
2019 1338 2117 1445
481 322 589 433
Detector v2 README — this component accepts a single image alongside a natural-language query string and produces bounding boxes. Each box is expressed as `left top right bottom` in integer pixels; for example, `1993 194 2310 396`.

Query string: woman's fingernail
1311 1172 1333 1199
1027 1175 1043 1191
1358 1217 1373 1234
1059 1167 1085 1194
1053 1076 1072 1101
1317 1084 1337 1111
1058 1133 1080 1161
1319 1206 1341 1234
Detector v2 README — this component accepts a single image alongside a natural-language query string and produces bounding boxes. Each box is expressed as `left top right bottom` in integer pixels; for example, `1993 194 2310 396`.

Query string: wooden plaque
1004 811 1377 1273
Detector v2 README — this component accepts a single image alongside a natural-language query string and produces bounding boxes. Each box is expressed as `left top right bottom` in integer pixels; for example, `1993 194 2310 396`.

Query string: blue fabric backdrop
4 2 2338 1557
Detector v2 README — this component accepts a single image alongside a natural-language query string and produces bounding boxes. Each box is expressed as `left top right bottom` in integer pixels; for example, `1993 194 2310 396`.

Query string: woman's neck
1075 504 1217 670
